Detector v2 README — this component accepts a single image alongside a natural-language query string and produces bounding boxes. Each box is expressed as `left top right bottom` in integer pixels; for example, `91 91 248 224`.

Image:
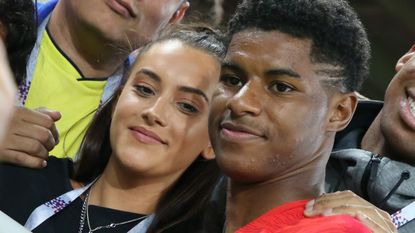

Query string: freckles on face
210 30 331 182
110 40 220 176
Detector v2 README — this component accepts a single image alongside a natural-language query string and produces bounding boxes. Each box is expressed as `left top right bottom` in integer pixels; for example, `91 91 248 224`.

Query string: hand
0 107 61 168
304 191 397 233
0 39 16 144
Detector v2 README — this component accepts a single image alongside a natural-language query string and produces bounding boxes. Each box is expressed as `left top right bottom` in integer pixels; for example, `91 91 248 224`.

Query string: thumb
35 107 62 121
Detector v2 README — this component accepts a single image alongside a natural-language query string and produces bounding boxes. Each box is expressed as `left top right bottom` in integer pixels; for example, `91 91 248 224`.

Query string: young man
324 45 415 233
0 0 189 167
206 0 394 232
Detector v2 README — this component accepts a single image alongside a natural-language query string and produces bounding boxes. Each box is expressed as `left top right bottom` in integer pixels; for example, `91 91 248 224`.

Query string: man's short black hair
0 0 36 85
227 0 371 92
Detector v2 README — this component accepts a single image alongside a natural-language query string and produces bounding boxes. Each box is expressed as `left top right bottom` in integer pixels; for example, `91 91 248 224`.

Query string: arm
304 190 397 233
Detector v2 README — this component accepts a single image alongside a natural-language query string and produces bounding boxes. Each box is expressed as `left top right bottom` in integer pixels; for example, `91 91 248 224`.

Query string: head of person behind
0 0 36 85
361 44 415 165
0 26 225 232
208 0 370 231
50 0 190 72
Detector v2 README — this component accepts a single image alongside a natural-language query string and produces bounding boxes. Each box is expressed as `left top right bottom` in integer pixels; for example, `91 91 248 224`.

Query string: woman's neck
48 1 129 78
84 156 176 215
224 159 326 233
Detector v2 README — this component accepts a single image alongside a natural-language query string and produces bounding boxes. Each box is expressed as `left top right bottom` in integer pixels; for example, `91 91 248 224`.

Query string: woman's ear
200 142 215 160
396 44 415 72
326 92 357 132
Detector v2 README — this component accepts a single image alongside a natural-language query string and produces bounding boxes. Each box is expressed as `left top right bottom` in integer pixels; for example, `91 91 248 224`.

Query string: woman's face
110 40 220 180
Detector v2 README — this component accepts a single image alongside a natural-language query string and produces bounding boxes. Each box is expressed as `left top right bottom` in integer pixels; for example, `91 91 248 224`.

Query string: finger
16 107 56 129
11 120 56 151
4 134 49 160
356 212 397 233
36 108 62 121
35 108 60 143
324 206 395 232
312 191 370 212
0 150 47 169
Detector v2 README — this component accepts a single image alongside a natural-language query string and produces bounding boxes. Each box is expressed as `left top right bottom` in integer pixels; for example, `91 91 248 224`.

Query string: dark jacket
326 101 415 233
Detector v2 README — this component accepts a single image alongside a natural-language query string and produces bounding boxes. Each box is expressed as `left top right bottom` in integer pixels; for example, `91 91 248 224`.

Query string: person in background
0 0 36 86
0 0 189 167
0 26 224 233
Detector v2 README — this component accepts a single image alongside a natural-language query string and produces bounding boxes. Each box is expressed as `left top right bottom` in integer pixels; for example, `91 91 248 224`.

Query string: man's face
62 0 186 51
379 46 415 162
209 30 335 183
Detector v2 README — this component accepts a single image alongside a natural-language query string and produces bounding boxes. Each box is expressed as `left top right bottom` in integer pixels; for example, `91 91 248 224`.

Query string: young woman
0 27 225 233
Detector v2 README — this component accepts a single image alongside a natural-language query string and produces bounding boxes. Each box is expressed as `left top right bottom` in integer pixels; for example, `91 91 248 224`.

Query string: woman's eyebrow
178 86 209 103
136 68 161 82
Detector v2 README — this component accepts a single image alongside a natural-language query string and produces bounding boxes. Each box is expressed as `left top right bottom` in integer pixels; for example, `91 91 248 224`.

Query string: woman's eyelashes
133 83 201 115
177 101 200 114
134 84 156 97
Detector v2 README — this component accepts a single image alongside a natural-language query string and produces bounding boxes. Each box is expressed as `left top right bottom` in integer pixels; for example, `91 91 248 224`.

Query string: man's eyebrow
178 86 209 103
265 69 301 78
136 68 161 82
222 61 245 74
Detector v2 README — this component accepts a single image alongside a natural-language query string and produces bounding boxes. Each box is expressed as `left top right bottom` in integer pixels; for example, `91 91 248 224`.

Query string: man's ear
396 44 415 72
326 92 357 132
200 142 215 160
168 1 189 24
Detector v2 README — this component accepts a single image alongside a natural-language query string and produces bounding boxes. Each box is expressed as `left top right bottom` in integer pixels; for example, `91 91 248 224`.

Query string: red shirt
236 200 372 233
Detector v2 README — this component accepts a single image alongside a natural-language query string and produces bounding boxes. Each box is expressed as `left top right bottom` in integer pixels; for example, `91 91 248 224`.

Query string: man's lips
107 0 137 18
129 126 166 145
220 121 265 140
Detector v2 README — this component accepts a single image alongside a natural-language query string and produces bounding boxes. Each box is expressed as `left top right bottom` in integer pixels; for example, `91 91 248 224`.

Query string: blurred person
0 0 189 168
0 39 16 145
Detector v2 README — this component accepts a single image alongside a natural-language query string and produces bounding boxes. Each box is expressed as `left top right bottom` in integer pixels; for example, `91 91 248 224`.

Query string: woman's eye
177 102 199 114
270 82 294 93
220 74 243 87
134 85 155 97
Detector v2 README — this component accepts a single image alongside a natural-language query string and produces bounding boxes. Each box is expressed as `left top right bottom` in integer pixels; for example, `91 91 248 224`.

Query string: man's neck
361 113 386 155
48 2 129 78
224 163 326 233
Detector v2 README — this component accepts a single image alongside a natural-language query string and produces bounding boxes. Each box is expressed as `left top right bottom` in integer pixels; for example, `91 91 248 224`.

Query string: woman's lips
129 126 166 145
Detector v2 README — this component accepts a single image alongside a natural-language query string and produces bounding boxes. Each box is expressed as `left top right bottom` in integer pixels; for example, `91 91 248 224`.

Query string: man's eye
177 102 199 114
134 85 155 97
270 82 294 93
220 75 243 87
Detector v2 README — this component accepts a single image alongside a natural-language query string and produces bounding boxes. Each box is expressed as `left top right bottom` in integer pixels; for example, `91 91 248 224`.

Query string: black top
0 157 144 233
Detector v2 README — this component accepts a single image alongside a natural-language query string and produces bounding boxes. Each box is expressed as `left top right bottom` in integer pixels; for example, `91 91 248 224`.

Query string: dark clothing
0 157 143 233
326 100 415 233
